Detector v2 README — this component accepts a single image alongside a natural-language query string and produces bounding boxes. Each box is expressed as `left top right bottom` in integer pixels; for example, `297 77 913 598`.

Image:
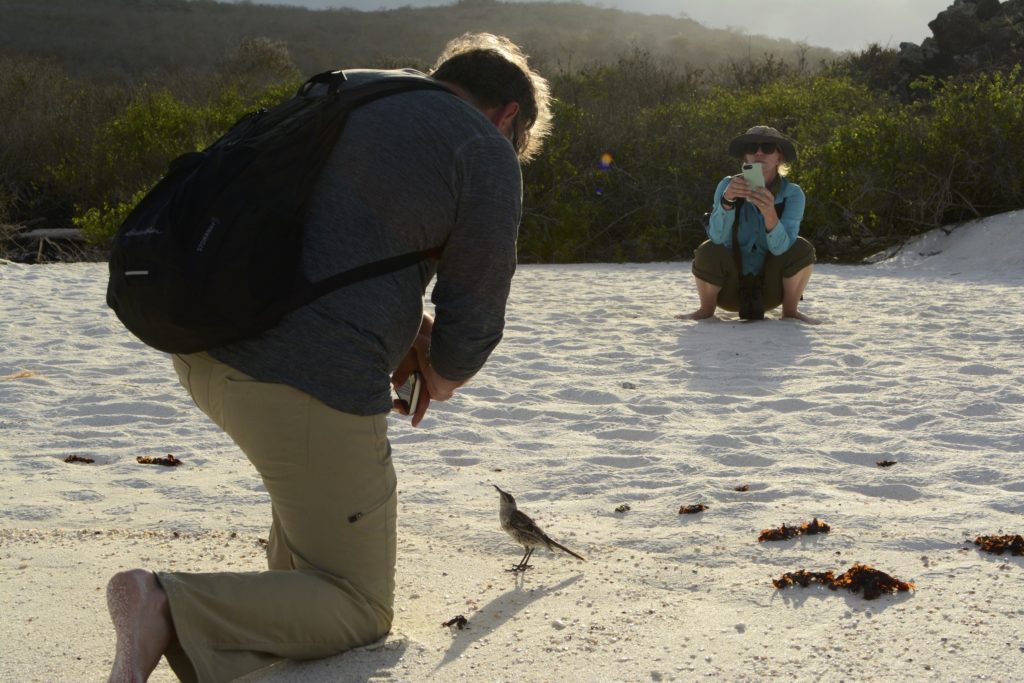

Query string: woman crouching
679 126 818 324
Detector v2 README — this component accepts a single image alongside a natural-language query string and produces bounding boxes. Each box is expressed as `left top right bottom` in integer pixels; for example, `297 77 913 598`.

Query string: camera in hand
738 274 765 320
395 371 422 412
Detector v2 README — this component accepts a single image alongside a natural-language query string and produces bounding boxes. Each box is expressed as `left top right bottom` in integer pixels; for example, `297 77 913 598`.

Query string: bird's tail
548 537 585 562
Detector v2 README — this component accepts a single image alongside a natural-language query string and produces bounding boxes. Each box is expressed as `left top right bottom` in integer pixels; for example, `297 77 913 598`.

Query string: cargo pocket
342 471 397 615
346 461 397 525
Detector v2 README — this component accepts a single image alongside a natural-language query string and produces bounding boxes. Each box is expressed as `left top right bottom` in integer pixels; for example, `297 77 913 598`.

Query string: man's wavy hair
430 33 552 164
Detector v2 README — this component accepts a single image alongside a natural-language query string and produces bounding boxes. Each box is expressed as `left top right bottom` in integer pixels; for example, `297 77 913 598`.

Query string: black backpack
106 70 450 354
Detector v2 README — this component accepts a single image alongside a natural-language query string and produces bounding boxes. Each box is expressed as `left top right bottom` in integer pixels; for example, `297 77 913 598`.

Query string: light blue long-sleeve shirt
706 175 806 275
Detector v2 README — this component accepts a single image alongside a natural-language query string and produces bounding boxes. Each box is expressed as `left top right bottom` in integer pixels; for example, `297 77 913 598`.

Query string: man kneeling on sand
106 32 551 683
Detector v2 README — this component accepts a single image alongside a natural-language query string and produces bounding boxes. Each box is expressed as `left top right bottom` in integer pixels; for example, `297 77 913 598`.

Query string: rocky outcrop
898 0 1024 80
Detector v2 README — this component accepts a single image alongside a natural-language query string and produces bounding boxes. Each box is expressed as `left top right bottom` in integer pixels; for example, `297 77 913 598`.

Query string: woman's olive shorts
691 236 815 312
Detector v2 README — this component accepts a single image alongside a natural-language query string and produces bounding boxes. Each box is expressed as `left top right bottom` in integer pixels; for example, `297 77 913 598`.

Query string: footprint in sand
439 449 481 467
7 505 59 521
59 489 104 502
843 483 922 501
957 363 1008 376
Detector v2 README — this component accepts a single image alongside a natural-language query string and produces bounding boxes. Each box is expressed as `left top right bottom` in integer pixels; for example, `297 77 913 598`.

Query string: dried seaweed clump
442 614 468 630
832 563 915 599
137 454 183 467
678 503 708 514
758 517 830 542
772 569 833 589
974 534 1024 556
773 563 914 600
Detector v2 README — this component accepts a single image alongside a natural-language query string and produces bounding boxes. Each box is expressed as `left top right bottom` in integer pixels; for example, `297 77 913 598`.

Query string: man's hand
418 363 465 403
391 313 469 427
391 352 431 427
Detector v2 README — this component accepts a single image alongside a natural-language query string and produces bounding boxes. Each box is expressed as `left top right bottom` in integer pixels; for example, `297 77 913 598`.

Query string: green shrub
525 61 1024 263
72 188 148 244
520 102 604 262
6 40 1024 263
56 80 297 245
917 66 1024 220
800 66 1024 259
0 56 122 226
523 68 888 262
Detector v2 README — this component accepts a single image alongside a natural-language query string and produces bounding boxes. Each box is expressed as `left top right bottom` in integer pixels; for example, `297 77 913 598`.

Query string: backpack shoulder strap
264 76 456 320
300 70 454 104
300 69 348 95
278 247 443 316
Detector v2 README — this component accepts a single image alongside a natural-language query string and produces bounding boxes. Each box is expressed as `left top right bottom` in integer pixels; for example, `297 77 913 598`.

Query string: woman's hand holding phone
741 162 766 190
725 165 778 228
726 163 765 201
723 175 746 204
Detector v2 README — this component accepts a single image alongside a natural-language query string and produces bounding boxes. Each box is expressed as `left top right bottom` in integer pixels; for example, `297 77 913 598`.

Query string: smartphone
394 371 422 412
741 162 765 190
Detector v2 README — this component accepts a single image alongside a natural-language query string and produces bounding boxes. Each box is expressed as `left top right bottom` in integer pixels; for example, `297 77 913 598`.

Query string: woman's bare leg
107 569 175 683
676 276 722 320
781 265 820 324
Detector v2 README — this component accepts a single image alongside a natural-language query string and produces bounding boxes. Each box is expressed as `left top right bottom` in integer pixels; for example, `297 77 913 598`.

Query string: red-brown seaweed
136 454 183 467
773 563 914 600
974 534 1024 556
759 518 830 542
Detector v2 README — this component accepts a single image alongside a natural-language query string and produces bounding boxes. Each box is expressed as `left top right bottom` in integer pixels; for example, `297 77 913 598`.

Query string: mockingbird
493 485 585 571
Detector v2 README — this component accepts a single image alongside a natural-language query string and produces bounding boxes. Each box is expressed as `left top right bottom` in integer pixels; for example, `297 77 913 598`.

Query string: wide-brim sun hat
727 125 797 162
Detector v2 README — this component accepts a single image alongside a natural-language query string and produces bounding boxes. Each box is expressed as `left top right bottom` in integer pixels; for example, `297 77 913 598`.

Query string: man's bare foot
107 569 174 683
675 309 716 321
782 310 821 325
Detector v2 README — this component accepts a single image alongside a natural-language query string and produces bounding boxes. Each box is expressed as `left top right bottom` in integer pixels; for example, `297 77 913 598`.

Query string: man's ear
485 101 520 139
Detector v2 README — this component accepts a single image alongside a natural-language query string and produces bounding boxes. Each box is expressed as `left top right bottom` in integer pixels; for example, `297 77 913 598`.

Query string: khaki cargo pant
160 352 396 683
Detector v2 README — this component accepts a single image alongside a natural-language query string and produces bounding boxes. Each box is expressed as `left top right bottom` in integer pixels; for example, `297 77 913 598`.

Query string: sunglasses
743 142 778 155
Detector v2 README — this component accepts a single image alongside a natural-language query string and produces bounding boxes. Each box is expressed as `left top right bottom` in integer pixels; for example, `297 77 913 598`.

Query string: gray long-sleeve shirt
210 69 522 415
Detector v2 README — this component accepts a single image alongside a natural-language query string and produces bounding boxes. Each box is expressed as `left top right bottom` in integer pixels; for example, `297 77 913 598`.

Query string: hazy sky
238 0 953 53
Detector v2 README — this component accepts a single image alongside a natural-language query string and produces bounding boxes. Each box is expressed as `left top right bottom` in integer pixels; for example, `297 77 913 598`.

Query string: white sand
1 212 1022 682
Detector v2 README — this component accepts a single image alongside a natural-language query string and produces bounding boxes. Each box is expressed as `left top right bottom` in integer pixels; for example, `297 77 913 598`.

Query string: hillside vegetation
0 0 830 82
2 0 1023 263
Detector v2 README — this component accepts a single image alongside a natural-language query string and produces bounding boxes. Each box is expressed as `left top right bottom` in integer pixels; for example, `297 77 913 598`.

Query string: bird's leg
519 547 534 571
508 547 528 572
508 547 533 573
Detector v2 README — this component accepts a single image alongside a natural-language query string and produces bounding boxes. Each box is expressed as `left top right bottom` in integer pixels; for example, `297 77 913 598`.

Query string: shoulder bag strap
730 199 745 275
730 197 789 275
